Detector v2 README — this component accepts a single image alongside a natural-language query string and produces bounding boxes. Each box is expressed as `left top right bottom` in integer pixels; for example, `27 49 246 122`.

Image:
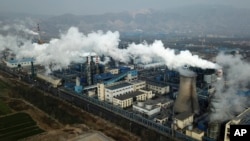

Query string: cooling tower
174 71 199 114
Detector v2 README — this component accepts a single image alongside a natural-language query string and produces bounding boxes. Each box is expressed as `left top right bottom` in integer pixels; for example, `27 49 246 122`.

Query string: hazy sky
1 0 250 15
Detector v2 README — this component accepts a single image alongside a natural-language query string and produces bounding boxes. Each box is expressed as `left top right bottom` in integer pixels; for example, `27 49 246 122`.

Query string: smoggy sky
1 0 250 15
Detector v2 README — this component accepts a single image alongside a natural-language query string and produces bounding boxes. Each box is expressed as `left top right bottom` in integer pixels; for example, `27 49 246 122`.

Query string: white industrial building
154 114 169 125
36 73 62 88
174 112 194 130
128 80 146 90
224 108 250 141
146 81 170 95
4 58 36 68
185 127 204 141
113 90 151 108
97 80 148 102
133 101 161 117
105 82 133 103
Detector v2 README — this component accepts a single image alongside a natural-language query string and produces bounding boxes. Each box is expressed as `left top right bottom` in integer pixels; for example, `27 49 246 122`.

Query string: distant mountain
1 5 250 37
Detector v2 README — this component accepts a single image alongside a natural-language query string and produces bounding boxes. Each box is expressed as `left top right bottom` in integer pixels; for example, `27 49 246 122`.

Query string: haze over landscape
1 0 250 37
1 1 250 141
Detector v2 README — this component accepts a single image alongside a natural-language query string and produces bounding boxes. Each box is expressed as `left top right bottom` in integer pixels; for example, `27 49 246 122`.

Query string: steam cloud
210 53 250 121
0 25 218 71
2 23 249 121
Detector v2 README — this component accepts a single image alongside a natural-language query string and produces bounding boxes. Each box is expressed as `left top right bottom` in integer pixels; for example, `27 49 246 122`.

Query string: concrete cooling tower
174 71 199 114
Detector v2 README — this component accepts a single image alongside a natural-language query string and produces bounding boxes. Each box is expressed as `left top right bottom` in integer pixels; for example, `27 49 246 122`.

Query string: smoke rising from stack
0 24 218 71
209 53 250 122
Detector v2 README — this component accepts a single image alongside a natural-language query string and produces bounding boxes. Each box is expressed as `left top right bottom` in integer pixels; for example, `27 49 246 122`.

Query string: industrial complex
1 24 250 141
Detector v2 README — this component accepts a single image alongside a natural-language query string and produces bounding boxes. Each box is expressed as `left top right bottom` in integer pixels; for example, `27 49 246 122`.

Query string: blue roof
7 58 35 64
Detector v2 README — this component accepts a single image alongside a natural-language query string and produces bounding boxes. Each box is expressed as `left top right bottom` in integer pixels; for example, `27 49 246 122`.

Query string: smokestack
86 56 90 65
31 61 35 78
174 70 199 114
95 56 99 64
96 56 100 74
86 56 92 85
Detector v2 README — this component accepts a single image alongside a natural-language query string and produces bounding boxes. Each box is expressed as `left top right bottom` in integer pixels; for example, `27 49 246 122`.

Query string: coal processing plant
2 54 247 141
1 27 250 141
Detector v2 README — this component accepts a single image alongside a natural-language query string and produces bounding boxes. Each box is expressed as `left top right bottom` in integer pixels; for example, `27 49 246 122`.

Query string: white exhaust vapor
1 25 218 71
209 53 250 122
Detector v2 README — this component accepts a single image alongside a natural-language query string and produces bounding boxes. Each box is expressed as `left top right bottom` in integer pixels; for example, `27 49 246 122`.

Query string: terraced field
0 112 44 141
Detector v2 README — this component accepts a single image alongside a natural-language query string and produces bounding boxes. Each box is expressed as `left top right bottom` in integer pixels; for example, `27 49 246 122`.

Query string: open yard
0 112 44 141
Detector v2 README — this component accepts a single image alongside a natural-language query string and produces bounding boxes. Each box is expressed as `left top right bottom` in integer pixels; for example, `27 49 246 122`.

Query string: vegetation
0 79 12 115
0 99 11 115
0 112 44 141
0 80 9 94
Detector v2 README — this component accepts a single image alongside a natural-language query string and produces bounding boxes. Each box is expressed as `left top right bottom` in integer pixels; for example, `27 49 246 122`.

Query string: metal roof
106 82 132 90
7 58 34 64
114 91 144 100
175 112 193 120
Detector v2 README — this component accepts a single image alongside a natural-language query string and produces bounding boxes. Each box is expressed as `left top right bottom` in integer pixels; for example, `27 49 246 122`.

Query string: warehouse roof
234 108 250 125
175 112 193 120
7 58 34 64
147 81 168 88
106 82 132 90
114 91 144 100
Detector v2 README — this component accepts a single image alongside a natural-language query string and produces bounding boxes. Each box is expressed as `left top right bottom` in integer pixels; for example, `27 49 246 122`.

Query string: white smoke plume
209 53 250 121
126 41 218 69
0 18 38 36
99 56 111 65
1 25 218 71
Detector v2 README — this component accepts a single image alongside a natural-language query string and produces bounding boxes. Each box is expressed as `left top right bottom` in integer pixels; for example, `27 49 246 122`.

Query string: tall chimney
96 56 100 74
174 71 199 114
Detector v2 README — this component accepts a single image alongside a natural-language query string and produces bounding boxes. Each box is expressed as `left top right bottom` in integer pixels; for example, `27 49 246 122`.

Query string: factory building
97 83 105 101
133 101 161 117
113 90 152 108
146 81 170 95
174 112 194 130
108 68 119 75
185 127 204 141
154 114 169 125
154 98 174 108
4 58 36 68
132 97 172 118
138 89 154 99
224 108 250 141
128 80 146 90
97 80 148 102
36 72 62 88
104 82 134 103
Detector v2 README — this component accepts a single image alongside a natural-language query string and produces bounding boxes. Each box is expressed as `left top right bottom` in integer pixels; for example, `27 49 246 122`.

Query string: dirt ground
0 72 141 141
